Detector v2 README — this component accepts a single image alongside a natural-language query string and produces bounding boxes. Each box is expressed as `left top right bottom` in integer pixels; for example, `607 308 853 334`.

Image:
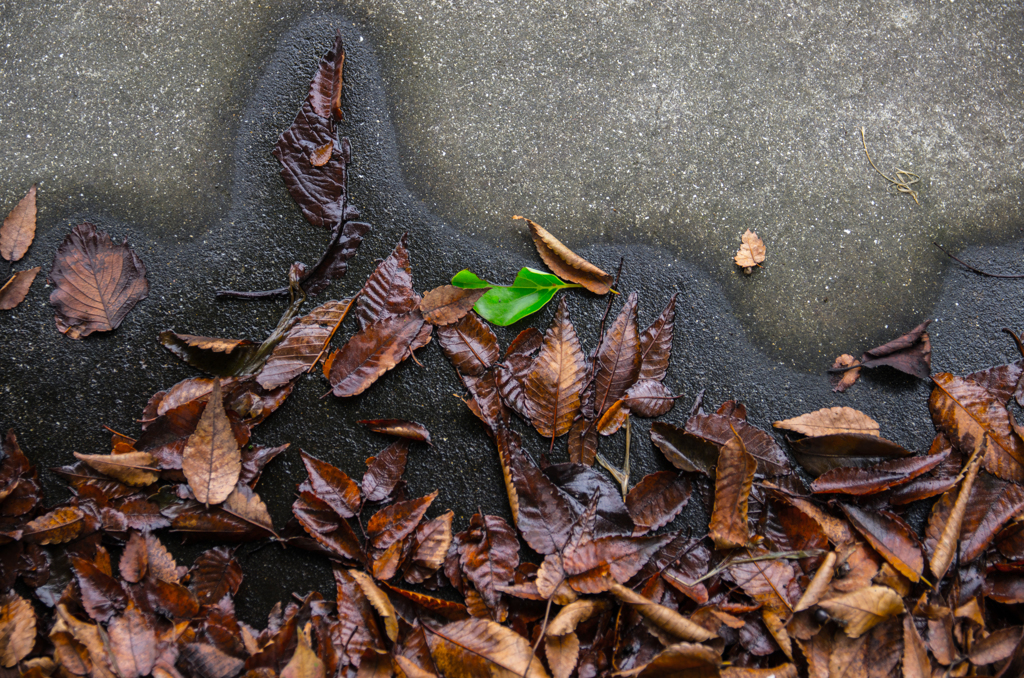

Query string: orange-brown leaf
709 433 756 549
626 471 692 535
107 604 157 678
518 215 613 295
21 506 86 544
734 229 766 269
607 583 716 642
182 380 241 505
810 449 949 496
525 297 585 438
0 185 36 262
188 546 243 605
0 593 35 667
49 222 148 339
280 626 324 678
424 617 550 678
563 534 672 593
591 292 641 418
420 285 490 326
928 451 982 580
301 451 361 518
637 293 678 383
223 484 277 537
308 31 345 121
366 491 437 551
359 419 431 445
0 266 39 310
436 311 500 376
73 451 159 487
361 440 410 504
349 569 399 642
840 504 923 582
931 370 1024 482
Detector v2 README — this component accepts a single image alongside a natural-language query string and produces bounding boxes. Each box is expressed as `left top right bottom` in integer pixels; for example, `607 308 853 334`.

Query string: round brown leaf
420 285 490 326
49 222 149 339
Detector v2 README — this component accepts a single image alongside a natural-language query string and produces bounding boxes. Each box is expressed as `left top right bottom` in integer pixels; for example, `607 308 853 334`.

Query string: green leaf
451 269 491 289
452 267 577 326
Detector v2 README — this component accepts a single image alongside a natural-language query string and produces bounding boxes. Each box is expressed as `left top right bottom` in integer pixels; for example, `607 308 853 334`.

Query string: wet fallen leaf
300 451 361 518
361 440 410 504
72 451 159 487
958 470 1024 562
840 504 923 582
734 229 766 272
457 514 519 618
817 585 904 638
0 185 36 263
809 449 949 496
49 223 149 339
590 292 641 419
789 433 911 477
280 626 324 678
858 320 932 379
420 285 491 326
366 491 437 551
0 266 39 310
21 506 86 544
649 422 718 475
607 582 716 642
308 30 345 121
223 483 276 537
525 297 586 439
359 419 432 445
927 451 982 580
436 311 500 376
626 471 691 535
182 381 241 505
107 603 157 678
709 432 757 549
257 298 354 389
829 354 862 392
328 311 426 397
517 215 613 295
638 293 678 382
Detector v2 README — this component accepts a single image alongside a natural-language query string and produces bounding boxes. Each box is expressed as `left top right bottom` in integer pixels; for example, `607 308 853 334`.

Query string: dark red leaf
291 494 364 563
301 220 370 295
361 440 410 503
638 293 677 383
567 414 599 466
329 311 426 397
858 319 932 379
71 555 128 622
686 411 791 476
420 285 490 326
590 292 641 418
437 311 500 376
506 327 544 358
563 533 673 593
623 379 676 418
789 433 911 477
300 451 361 518
357 236 420 327
626 471 691 535
333 567 387 664
366 491 437 551
840 503 924 582
461 370 510 433
494 354 534 421
525 297 586 438
810 448 949 495
239 443 289 487
959 471 1024 562
544 462 634 538
458 514 520 616
307 30 345 121
507 442 576 555
188 546 243 605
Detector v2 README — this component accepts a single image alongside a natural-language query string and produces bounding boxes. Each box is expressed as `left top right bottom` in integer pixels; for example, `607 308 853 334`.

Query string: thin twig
670 549 828 588
934 241 1024 279
860 127 920 205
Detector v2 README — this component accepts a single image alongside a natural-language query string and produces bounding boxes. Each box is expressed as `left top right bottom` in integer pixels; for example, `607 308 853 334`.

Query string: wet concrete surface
1 6 1024 623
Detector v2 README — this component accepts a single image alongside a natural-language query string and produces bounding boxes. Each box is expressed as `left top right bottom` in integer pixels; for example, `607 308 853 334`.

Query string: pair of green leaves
451 267 579 326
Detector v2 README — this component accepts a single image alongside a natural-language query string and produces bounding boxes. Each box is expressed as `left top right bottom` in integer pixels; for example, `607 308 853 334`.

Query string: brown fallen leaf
0 592 35 668
840 504 923 582
830 354 862 392
591 292 642 419
927 450 982 580
21 506 87 544
817 585 904 638
615 642 721 678
436 311 500 376
223 483 277 537
516 215 613 295
329 311 426 397
358 419 432 445
257 298 354 389
607 582 716 642
73 451 159 487
49 222 149 339
545 632 579 678
792 552 837 612
348 570 399 642
709 431 757 549
525 297 586 439
425 617 549 678
420 285 490 326
809 449 949 496
107 603 157 678
859 320 932 379
0 266 39 310
734 229 766 272
182 380 242 505
773 406 879 437
280 625 324 678
300 451 361 518
0 185 36 263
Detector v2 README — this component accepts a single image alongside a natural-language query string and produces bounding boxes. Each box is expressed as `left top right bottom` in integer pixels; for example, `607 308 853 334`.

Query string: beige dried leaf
545 632 580 678
348 569 398 642
734 229 766 272
280 625 325 678
773 407 880 437
793 552 837 612
74 451 159 487
547 599 611 636
0 593 35 667
929 450 982 581
608 582 716 642
182 380 241 505
817 585 904 638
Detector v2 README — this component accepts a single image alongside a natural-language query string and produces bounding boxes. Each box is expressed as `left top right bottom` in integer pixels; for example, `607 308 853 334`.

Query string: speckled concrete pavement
1 2 1022 621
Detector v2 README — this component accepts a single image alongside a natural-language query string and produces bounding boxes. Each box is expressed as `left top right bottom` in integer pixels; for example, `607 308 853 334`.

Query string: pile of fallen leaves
3 31 1024 678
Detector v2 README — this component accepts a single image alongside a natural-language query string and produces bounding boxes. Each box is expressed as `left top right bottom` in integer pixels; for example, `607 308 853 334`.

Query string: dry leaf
0 185 36 262
0 266 40 310
517 215 613 295
308 30 345 121
817 586 904 638
182 380 242 505
280 625 325 678
73 451 159 487
793 552 837 612
348 570 398 642
773 407 879 437
734 229 766 272
929 451 982 580
424 617 550 678
49 222 149 339
608 582 716 642
0 593 35 667
830 354 862 392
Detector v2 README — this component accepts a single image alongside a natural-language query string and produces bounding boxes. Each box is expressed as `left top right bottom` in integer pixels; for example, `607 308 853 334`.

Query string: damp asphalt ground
1 3 1023 623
